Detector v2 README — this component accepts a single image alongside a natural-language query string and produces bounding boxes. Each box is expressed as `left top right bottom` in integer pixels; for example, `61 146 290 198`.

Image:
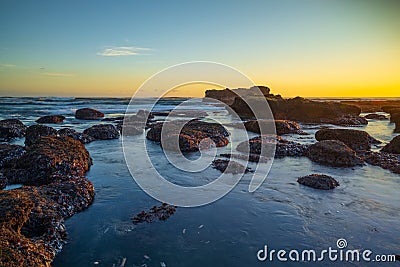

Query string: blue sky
0 0 399 97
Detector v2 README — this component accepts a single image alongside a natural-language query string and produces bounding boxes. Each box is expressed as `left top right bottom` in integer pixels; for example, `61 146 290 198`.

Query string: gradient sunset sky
0 0 399 97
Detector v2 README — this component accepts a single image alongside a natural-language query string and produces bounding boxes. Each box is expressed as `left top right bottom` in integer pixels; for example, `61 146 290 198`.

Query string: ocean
1 97 399 266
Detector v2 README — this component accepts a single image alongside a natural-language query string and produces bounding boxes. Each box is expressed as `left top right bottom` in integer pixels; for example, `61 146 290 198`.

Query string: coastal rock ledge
0 178 94 267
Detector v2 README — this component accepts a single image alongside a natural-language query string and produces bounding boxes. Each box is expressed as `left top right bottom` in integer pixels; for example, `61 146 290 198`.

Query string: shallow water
1 97 399 267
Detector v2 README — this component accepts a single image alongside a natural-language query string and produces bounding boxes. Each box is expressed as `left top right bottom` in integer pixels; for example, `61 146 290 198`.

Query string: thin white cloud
41 72 74 77
97 46 152 56
0 64 16 68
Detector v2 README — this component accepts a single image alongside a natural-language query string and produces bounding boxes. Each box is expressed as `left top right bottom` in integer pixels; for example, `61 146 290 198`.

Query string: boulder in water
36 115 65 124
297 174 340 190
75 108 104 120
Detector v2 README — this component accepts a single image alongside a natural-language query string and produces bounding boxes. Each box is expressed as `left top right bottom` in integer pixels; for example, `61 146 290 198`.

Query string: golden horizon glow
0 1 399 98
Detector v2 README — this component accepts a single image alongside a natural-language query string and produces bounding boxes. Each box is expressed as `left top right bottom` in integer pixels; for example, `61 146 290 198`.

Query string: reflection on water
0 97 399 267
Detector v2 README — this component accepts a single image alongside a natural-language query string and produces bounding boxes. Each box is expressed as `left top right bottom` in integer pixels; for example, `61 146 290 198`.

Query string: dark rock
219 153 270 163
102 116 124 122
57 128 95 144
132 203 176 224
390 112 400 123
275 120 308 135
205 86 272 106
75 108 104 120
4 136 92 186
36 115 65 124
0 173 5 190
212 159 252 174
315 128 375 151
244 120 306 135
0 178 94 267
0 119 27 141
359 151 400 174
364 113 387 120
381 135 400 154
382 106 400 114
150 111 170 117
146 120 229 152
330 115 368 126
83 124 120 140
297 174 340 190
25 124 57 146
236 135 308 158
0 144 25 168
231 94 360 122
306 140 364 167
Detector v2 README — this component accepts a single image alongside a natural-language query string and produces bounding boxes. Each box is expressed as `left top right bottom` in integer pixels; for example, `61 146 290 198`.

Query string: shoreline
1 87 399 266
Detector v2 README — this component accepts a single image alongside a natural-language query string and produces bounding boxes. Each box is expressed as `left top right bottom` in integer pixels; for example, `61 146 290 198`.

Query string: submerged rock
57 128 95 144
25 124 57 146
381 135 400 154
147 120 229 152
236 135 308 158
306 140 364 167
83 124 120 140
0 178 94 267
364 113 387 120
0 119 27 141
212 159 252 174
297 174 340 190
132 203 177 224
330 115 368 126
359 151 400 174
4 136 92 186
315 128 377 151
219 153 270 163
75 108 104 120
36 115 65 124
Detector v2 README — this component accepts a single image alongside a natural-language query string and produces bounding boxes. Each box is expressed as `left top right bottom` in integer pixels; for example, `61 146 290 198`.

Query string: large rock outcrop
0 178 94 267
207 87 361 123
205 86 272 105
306 140 363 167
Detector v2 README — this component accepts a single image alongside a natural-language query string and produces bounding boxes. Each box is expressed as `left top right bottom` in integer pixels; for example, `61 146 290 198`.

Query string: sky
0 0 399 97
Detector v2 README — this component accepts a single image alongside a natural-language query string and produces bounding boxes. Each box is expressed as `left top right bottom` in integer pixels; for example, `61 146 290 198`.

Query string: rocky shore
1 89 400 265
0 115 103 266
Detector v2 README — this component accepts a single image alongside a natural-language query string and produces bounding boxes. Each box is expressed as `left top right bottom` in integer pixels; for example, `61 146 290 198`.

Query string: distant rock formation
205 86 362 124
205 86 275 105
